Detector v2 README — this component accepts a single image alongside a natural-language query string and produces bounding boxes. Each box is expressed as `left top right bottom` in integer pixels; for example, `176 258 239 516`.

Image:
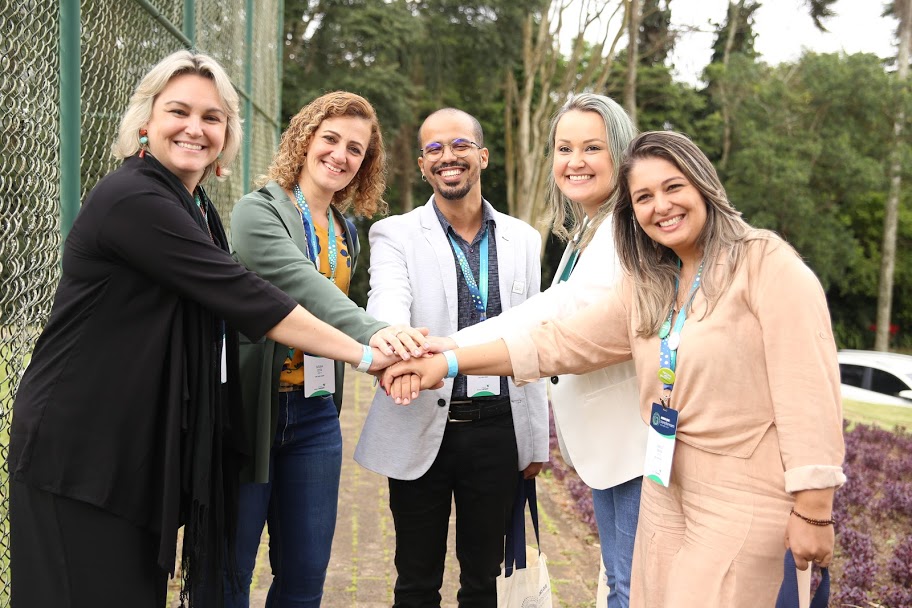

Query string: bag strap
504 475 540 577
775 549 830 608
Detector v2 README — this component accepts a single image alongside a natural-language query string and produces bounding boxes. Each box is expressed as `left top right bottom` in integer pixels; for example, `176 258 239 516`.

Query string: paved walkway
172 373 602 607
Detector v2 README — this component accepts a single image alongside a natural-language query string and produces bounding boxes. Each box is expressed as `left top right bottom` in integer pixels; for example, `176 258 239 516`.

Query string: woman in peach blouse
385 131 845 607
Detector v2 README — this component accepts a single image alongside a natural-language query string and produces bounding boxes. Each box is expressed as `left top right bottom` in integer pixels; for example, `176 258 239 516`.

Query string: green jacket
230 181 387 483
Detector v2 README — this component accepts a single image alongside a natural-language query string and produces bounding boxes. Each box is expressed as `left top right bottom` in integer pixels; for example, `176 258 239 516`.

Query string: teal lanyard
558 247 581 283
292 184 337 281
448 227 489 321
559 220 588 283
657 261 704 407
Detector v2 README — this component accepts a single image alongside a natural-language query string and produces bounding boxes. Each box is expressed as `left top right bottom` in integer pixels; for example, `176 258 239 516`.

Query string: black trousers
388 412 519 608
10 480 168 608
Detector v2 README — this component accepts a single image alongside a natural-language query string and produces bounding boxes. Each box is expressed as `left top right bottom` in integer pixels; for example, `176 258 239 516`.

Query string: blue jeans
592 476 642 608
227 391 343 608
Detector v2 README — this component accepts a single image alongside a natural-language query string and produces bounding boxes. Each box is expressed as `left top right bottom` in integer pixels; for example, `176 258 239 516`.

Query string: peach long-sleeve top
505 237 846 493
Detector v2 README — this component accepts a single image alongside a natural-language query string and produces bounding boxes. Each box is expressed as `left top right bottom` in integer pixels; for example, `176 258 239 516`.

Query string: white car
837 349 912 407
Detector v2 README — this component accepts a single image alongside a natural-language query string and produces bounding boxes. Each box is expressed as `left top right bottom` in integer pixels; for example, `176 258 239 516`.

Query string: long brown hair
613 131 779 336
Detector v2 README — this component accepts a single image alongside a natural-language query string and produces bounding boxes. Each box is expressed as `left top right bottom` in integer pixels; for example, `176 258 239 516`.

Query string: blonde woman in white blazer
445 94 643 608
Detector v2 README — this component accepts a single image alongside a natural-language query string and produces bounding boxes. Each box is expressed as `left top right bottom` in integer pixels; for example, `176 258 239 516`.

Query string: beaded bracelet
790 507 836 527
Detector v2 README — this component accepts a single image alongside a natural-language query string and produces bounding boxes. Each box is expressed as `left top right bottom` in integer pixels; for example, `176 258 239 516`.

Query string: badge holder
303 354 335 398
644 401 678 487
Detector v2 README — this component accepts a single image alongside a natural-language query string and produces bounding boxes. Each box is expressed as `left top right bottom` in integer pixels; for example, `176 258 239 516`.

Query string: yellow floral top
281 216 353 386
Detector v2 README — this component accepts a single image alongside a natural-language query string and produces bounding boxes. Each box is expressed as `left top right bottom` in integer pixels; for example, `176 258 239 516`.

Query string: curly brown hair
260 91 388 217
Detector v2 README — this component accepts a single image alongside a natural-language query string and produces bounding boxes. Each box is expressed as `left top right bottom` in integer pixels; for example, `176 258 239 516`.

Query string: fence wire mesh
0 1 282 603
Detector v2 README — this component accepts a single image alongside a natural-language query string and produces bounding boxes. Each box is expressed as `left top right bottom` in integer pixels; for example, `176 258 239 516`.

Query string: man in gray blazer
354 108 548 607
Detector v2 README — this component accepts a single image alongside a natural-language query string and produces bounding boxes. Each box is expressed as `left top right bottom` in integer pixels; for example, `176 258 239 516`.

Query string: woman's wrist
792 488 835 519
790 507 836 527
442 350 458 378
351 344 372 373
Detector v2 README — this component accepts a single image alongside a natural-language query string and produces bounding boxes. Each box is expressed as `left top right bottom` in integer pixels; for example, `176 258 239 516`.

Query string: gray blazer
354 197 549 480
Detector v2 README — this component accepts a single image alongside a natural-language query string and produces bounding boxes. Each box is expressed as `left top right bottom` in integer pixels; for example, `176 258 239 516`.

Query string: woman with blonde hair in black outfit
8 51 398 608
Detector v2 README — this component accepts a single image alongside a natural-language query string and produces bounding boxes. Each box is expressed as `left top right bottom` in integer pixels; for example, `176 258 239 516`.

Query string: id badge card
466 375 501 398
644 402 678 487
303 355 336 398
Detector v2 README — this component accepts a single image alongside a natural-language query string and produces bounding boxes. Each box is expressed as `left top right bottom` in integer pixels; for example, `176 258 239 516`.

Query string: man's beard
437 182 474 200
434 162 476 200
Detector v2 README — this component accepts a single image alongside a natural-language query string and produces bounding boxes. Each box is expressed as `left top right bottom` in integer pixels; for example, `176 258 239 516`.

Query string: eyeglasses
419 138 481 160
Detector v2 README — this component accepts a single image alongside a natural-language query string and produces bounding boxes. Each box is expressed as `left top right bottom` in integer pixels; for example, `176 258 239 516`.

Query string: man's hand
381 355 448 404
523 462 544 479
425 336 457 354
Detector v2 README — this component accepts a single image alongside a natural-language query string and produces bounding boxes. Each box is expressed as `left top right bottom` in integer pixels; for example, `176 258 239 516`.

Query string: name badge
220 336 228 384
644 402 678 487
303 355 336 398
467 375 501 398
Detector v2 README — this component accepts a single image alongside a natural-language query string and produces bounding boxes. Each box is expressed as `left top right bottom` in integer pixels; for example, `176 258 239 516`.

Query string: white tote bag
496 477 553 608
596 557 610 607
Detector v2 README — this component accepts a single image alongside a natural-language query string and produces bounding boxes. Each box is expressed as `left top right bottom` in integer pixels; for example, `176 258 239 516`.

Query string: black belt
447 397 511 422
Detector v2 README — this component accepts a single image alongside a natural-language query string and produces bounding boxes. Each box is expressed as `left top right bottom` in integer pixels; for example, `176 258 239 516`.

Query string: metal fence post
183 0 196 46
242 0 255 190
276 0 285 139
59 0 81 251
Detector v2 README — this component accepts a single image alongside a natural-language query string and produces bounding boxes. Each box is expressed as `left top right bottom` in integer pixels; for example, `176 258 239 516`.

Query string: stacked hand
367 335 456 404
379 354 449 404
366 329 455 402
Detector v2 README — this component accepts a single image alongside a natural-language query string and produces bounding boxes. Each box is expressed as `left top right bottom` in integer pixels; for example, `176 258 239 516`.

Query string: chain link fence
0 1 283 603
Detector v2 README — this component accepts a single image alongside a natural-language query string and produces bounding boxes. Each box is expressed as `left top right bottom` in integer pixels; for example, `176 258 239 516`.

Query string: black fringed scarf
143 155 242 607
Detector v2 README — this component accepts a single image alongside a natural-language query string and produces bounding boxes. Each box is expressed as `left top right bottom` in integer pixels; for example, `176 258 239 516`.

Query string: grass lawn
842 398 912 430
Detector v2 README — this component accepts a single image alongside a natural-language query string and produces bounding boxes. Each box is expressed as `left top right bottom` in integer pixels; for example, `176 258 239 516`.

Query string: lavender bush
545 411 912 606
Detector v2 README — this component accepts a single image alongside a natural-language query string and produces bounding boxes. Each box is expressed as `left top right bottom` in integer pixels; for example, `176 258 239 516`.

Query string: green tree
721 52 909 347
638 0 673 66
876 0 912 350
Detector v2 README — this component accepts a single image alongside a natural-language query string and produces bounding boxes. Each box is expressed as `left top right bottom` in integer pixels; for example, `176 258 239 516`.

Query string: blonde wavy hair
543 93 637 248
261 91 388 217
613 131 779 336
112 50 241 182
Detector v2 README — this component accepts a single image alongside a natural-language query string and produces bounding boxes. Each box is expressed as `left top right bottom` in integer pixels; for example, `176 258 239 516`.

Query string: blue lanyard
448 226 489 321
292 184 337 281
657 261 704 406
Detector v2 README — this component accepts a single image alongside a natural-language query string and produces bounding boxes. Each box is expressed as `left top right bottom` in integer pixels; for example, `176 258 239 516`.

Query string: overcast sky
669 0 897 84
562 1 898 86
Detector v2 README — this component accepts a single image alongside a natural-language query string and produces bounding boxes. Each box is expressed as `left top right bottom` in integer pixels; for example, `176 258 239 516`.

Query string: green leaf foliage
716 51 912 348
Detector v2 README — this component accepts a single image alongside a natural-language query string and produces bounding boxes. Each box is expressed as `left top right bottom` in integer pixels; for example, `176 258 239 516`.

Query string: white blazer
354 197 549 480
454 217 646 489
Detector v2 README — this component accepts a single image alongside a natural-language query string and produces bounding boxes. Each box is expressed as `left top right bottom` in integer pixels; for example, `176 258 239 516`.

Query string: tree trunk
504 1 628 253
624 0 640 124
875 0 911 351
395 123 416 213
719 1 741 171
